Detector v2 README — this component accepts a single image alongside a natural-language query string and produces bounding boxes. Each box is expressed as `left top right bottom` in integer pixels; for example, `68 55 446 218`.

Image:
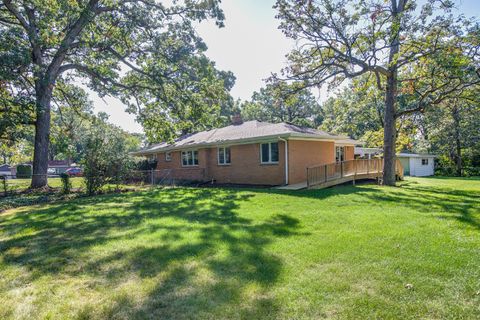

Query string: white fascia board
132 133 294 155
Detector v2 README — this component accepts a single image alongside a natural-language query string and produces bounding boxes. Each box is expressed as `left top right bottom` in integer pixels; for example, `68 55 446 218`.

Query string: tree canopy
0 0 232 187
274 0 480 185
241 82 322 128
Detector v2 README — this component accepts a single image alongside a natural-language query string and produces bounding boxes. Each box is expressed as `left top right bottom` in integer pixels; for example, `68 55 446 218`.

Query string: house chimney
231 113 243 125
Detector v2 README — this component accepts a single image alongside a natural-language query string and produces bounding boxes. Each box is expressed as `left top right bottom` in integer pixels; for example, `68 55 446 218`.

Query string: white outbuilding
397 153 436 177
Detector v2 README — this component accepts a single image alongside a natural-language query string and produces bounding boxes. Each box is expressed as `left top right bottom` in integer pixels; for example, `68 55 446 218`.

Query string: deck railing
306 158 403 188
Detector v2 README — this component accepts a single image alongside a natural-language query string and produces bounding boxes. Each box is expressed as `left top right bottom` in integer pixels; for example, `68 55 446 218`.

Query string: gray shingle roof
133 120 360 155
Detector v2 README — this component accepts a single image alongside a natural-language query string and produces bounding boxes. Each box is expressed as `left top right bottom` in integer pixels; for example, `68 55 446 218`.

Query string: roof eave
132 132 361 156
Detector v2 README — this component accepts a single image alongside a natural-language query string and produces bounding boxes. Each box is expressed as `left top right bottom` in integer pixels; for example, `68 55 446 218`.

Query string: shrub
1 176 8 196
135 158 157 171
16 164 32 179
60 173 72 194
82 118 134 195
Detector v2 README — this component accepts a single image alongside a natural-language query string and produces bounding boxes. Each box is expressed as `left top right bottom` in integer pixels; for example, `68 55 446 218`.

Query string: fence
0 168 209 197
306 158 403 188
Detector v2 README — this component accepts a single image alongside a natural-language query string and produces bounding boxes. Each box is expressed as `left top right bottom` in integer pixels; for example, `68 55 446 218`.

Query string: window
181 150 199 166
421 158 429 166
336 146 345 163
165 152 172 162
218 147 231 165
260 142 279 164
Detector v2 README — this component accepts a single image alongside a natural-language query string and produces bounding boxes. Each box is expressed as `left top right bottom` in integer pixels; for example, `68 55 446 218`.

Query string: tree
241 82 322 127
320 75 384 139
422 90 480 176
0 0 227 188
274 0 480 185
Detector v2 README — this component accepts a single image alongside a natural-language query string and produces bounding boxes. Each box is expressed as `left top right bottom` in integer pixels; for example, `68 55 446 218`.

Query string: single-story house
133 118 360 186
47 160 73 174
397 153 436 177
0 164 12 178
25 160 73 175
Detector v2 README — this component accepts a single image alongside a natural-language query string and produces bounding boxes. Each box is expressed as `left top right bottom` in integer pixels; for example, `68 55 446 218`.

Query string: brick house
133 119 359 186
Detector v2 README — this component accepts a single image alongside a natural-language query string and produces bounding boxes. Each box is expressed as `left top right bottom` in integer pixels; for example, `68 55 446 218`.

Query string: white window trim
217 147 231 165
421 158 429 166
260 142 279 164
165 152 172 162
181 150 199 167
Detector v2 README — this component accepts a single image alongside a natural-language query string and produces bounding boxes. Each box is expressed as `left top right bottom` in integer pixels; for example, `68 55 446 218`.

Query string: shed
397 153 436 177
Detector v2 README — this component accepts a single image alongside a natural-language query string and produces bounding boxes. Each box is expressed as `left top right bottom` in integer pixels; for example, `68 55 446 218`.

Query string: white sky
90 0 480 134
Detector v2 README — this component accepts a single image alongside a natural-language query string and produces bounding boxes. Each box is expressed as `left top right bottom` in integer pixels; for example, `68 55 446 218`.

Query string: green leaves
241 81 322 128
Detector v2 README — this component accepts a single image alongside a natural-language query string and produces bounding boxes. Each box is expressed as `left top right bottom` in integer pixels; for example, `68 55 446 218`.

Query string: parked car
47 168 57 176
65 167 83 177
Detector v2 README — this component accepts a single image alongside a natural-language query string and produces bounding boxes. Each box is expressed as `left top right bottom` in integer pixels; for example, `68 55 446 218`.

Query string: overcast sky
91 0 480 134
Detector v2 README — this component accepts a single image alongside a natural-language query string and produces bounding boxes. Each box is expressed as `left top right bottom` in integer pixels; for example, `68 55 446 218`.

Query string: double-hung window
218 147 231 165
165 152 172 162
181 150 198 166
260 142 279 164
421 158 429 166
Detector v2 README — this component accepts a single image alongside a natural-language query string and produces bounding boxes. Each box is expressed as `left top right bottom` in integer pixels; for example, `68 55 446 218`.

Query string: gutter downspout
278 137 289 185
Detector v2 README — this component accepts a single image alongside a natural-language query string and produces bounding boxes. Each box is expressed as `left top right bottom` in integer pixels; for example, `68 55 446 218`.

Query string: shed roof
397 153 436 158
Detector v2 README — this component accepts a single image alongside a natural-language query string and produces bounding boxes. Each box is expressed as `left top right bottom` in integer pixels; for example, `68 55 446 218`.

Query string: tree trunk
382 0 404 186
383 74 397 186
452 104 462 176
31 84 53 188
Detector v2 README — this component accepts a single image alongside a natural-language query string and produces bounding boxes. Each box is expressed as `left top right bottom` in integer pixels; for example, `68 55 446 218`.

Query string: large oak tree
0 0 229 188
274 0 479 185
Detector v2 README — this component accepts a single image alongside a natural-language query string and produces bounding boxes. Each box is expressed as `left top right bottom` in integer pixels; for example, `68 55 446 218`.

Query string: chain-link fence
0 168 209 197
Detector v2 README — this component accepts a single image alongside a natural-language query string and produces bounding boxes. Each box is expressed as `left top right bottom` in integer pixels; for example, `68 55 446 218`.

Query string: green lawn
5 177 84 192
0 177 479 319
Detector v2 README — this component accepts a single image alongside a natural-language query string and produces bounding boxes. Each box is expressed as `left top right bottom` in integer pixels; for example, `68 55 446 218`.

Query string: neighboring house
133 118 360 186
25 160 73 175
47 160 73 174
397 153 436 177
0 164 12 178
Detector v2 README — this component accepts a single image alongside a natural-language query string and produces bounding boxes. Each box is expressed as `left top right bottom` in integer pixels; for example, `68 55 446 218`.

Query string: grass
0 177 479 319
5 177 84 191
0 178 148 211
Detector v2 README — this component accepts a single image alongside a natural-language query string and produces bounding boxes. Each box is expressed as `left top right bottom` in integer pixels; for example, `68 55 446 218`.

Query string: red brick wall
154 140 350 186
287 140 335 184
156 141 285 185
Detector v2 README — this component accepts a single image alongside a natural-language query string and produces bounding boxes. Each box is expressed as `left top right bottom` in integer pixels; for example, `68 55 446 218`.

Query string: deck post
324 165 327 183
353 160 356 185
341 161 344 178
307 168 310 188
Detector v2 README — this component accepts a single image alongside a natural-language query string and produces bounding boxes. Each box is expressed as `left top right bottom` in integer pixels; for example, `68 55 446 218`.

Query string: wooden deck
306 159 403 190
274 159 403 191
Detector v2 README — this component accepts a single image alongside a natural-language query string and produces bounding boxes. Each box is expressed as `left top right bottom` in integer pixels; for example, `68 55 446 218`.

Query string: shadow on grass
351 180 480 230
0 188 302 318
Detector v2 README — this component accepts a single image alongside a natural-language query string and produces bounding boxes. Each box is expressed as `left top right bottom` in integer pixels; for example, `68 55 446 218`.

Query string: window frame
165 152 172 162
181 150 199 167
217 147 231 165
421 158 429 166
260 142 279 164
